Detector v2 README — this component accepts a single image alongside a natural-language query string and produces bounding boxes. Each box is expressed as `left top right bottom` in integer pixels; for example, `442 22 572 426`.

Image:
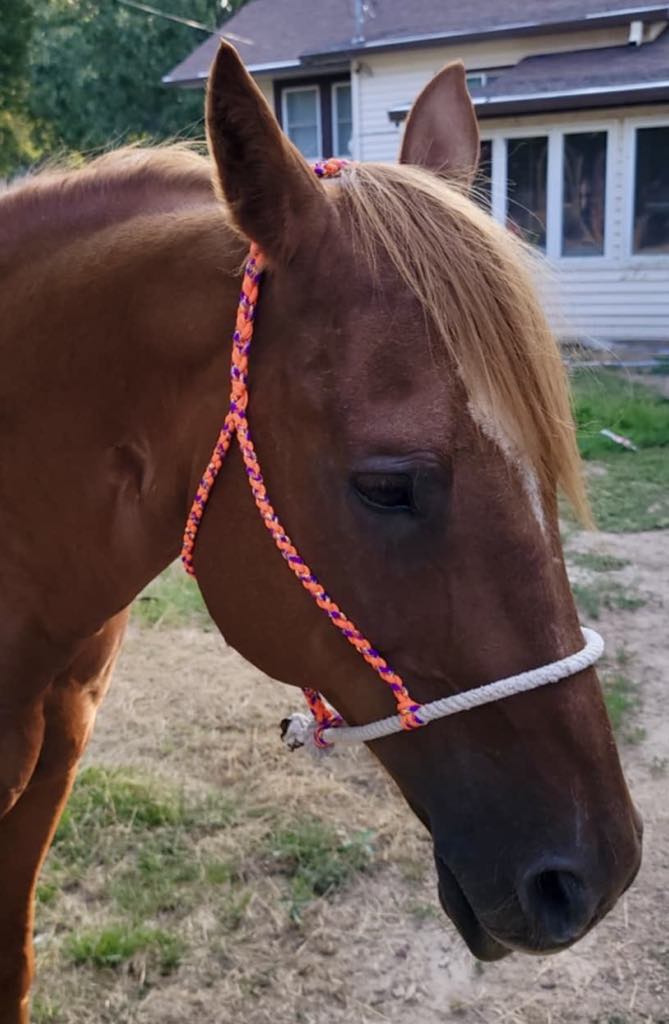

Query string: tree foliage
0 0 34 102
0 0 37 173
0 1 247 174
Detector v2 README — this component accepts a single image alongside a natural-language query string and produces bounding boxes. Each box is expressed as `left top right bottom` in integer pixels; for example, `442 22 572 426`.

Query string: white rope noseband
281 627 604 755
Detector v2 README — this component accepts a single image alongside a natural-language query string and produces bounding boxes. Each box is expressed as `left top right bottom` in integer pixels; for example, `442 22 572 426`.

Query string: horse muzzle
435 823 642 960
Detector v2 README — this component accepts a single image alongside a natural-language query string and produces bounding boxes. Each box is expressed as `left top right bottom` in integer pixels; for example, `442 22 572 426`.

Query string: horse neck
1 200 245 643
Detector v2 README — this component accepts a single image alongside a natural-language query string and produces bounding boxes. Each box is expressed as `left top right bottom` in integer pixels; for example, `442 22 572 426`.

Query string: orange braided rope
181 160 423 746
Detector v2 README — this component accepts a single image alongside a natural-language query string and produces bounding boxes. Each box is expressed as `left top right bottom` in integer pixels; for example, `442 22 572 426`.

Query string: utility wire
114 0 252 44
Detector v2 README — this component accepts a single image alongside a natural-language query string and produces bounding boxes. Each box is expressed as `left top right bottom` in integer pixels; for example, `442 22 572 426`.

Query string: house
164 1 669 345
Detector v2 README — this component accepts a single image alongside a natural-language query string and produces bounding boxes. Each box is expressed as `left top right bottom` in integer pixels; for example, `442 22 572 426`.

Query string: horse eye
352 472 414 512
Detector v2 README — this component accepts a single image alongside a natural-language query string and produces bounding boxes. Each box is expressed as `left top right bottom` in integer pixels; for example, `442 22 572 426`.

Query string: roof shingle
164 0 669 84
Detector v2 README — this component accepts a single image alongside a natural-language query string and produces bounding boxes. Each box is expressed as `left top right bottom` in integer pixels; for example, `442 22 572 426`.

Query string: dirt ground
33 528 669 1024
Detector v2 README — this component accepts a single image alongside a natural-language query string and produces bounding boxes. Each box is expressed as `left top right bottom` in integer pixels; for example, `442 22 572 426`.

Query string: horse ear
206 41 325 261
399 62 480 186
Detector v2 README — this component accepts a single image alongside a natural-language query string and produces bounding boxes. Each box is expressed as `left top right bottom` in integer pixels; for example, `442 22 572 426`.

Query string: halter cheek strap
181 158 604 755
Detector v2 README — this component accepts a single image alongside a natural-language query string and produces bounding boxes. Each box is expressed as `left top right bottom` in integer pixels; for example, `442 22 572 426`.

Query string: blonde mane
4 145 587 522
336 162 589 524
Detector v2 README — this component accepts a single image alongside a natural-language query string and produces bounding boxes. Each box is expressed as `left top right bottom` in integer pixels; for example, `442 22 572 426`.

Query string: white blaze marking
467 400 547 533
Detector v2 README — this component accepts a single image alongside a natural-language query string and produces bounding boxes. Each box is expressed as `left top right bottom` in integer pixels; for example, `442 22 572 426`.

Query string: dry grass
32 626 431 1024
31 529 669 1023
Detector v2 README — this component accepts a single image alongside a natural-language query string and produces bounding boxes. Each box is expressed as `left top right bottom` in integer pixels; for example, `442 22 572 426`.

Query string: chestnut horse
0 42 641 1022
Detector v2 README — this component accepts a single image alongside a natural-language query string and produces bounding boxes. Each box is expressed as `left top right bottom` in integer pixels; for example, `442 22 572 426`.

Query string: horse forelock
332 162 590 525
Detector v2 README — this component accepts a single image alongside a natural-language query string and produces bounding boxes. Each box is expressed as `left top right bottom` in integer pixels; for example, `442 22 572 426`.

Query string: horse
0 41 641 1023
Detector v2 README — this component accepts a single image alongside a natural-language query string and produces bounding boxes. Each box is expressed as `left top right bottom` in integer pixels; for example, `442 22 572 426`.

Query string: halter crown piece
181 158 604 755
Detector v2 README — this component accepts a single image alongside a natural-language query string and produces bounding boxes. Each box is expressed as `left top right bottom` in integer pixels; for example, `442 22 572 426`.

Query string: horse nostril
535 869 581 913
519 865 595 947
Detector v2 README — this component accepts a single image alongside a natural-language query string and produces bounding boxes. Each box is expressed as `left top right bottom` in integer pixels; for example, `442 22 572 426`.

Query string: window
277 78 352 160
506 136 548 250
332 82 353 158
466 71 488 89
466 70 502 91
473 139 492 211
562 132 607 256
633 126 669 254
282 87 321 159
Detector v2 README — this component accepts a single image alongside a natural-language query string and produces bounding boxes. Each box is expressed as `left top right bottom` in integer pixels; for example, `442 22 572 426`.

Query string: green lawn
133 563 209 628
570 370 669 531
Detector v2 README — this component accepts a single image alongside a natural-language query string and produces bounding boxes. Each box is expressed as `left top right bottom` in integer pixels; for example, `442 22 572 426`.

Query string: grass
569 551 630 573
599 647 644 744
406 899 440 923
133 563 209 628
584 449 669 532
571 369 669 458
265 819 374 921
569 370 669 532
31 996 62 1024
39 767 249 969
37 763 377 1002
572 579 646 620
51 766 202 869
65 924 184 974
602 671 641 738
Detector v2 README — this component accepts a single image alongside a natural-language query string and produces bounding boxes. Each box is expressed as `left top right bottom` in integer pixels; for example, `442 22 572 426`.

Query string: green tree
0 0 37 174
0 0 245 170
27 1 241 155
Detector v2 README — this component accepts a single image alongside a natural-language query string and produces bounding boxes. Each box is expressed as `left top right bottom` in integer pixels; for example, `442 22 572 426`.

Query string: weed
407 900 439 922
239 968 277 998
266 819 374 920
650 756 668 779
572 580 646 620
110 834 200 919
31 995 62 1023
601 670 641 740
570 551 630 573
218 889 252 931
649 945 669 968
110 840 249 930
204 859 238 886
36 881 59 907
397 856 427 883
65 923 184 974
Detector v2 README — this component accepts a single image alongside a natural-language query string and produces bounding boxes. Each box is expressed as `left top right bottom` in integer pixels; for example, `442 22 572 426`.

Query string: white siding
254 76 274 109
257 32 669 344
354 33 669 343
482 107 669 344
355 28 631 162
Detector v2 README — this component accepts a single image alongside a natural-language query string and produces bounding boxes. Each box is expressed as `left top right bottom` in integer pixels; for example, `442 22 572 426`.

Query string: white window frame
475 136 495 210
555 124 616 264
483 121 620 265
623 114 669 265
502 129 552 254
281 85 322 160
467 71 489 89
331 81 353 159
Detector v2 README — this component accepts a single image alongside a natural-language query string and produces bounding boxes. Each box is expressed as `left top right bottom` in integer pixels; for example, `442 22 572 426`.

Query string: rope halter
181 158 604 756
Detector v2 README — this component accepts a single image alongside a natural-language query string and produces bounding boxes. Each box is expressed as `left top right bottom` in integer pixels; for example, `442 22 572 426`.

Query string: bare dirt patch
33 531 669 1024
